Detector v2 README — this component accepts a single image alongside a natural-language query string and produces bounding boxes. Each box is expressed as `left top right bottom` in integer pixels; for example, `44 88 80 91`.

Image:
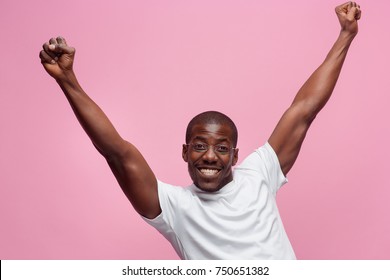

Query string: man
39 2 361 259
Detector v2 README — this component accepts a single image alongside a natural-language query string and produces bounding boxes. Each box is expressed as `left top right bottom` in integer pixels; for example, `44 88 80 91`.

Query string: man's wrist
56 71 81 91
339 29 357 41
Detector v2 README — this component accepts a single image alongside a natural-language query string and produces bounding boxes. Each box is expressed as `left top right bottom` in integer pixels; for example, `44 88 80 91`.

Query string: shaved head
186 111 238 147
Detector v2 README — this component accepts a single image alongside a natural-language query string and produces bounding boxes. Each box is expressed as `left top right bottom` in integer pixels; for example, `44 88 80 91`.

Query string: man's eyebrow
193 136 229 142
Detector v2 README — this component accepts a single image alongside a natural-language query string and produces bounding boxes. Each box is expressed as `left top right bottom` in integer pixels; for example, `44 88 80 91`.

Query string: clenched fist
336 2 361 36
39 36 75 80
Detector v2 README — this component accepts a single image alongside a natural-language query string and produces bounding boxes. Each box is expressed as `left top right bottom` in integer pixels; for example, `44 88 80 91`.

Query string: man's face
182 122 239 192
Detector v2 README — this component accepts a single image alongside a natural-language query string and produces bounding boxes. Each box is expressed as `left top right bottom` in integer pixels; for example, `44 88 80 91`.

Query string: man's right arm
40 37 161 219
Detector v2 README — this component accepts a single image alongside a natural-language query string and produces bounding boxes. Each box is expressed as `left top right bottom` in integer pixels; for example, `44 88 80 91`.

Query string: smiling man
183 115 239 192
158 112 295 259
40 2 361 259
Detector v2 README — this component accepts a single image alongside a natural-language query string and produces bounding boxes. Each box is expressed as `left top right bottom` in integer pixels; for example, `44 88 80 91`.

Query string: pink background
1 0 389 259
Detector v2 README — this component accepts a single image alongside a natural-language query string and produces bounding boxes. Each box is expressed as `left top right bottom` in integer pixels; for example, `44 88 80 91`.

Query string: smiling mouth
198 168 221 176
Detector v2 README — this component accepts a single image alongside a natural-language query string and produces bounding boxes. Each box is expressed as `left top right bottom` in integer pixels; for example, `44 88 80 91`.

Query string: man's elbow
290 100 319 124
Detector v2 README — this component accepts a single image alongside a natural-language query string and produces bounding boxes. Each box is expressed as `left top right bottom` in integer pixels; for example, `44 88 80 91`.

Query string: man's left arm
269 1 361 176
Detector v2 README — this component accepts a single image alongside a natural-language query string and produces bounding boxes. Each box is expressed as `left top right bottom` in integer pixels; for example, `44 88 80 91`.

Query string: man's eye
193 143 207 151
216 145 229 153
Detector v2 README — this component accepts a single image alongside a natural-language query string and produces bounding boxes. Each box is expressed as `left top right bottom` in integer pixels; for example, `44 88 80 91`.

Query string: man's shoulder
157 180 194 198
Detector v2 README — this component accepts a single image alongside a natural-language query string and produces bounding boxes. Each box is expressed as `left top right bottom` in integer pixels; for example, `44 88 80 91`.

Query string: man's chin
194 182 223 192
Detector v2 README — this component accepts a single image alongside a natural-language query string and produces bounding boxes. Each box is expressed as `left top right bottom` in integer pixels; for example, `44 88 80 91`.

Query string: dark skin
182 123 239 192
40 2 361 219
269 1 361 175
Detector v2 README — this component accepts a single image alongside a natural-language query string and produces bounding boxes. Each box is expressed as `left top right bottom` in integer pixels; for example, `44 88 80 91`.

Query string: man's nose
202 146 218 162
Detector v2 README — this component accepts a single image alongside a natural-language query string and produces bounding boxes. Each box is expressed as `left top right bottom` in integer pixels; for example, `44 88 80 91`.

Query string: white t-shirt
142 142 296 259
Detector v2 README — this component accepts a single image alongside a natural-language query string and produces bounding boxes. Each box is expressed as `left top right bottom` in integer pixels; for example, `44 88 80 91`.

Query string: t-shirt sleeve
140 180 185 257
141 180 177 228
235 142 287 195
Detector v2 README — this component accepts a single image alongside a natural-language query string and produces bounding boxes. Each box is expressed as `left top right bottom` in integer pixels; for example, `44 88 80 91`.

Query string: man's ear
232 148 239 166
182 144 188 162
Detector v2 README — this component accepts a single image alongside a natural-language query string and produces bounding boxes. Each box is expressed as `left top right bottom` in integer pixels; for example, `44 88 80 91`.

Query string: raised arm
39 37 160 218
268 2 361 175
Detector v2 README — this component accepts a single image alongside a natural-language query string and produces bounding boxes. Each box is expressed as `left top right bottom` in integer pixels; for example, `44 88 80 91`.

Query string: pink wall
1 0 389 259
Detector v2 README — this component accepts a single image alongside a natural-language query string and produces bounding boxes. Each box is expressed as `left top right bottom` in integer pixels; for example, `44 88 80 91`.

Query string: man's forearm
292 31 356 117
57 72 127 158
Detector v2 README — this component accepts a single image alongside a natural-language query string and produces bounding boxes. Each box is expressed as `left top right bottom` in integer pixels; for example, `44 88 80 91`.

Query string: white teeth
200 169 219 176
